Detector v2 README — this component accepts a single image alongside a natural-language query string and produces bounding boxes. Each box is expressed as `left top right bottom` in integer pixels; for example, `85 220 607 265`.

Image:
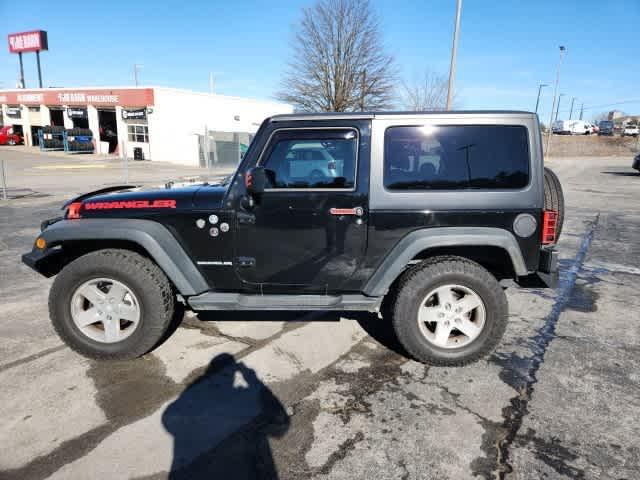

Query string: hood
67 179 229 214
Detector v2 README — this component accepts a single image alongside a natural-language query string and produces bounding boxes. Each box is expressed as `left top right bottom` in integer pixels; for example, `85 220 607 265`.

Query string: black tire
390 256 508 366
543 167 565 240
49 249 175 360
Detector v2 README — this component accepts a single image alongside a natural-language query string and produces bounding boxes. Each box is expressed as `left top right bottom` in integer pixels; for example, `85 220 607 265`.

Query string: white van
552 120 592 135
552 120 569 134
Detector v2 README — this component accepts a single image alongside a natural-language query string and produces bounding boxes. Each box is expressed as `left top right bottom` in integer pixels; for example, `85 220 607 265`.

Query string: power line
580 99 640 112
551 98 640 116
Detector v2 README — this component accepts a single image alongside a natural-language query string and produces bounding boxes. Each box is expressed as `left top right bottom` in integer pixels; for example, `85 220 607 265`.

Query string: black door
234 127 368 294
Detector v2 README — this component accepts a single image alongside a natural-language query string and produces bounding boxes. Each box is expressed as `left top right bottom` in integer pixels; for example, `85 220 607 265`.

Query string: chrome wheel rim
416 284 486 349
70 278 141 344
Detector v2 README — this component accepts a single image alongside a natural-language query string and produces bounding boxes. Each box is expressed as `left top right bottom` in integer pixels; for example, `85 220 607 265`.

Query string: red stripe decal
330 208 357 215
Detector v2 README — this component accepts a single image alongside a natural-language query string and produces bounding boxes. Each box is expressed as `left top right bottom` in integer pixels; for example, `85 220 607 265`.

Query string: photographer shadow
162 353 289 479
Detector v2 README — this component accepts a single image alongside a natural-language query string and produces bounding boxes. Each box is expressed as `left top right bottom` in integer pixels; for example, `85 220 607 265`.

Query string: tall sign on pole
7 30 48 88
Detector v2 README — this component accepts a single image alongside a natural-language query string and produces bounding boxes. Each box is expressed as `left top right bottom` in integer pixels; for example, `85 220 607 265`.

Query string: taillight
66 202 83 219
542 210 558 245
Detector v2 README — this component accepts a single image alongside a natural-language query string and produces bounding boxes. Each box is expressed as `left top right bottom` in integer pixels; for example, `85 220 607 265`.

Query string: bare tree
401 70 450 111
592 111 610 123
277 0 397 112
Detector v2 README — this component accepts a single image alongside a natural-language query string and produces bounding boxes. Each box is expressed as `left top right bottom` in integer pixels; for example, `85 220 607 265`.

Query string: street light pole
133 64 143 86
209 72 216 95
579 103 584 120
446 0 463 110
546 46 566 153
555 93 564 122
569 97 576 119
535 83 548 113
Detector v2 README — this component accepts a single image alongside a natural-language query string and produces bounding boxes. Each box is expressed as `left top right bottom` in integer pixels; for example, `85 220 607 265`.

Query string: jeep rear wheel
390 256 508 366
49 249 175 360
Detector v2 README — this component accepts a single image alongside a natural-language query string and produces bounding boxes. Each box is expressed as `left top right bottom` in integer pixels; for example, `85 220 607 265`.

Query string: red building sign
0 88 154 107
8 30 48 54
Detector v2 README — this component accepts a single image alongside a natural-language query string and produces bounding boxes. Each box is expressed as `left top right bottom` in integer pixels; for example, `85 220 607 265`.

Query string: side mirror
245 166 267 196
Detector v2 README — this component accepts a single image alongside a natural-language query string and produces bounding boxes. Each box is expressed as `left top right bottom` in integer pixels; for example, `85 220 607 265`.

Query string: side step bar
187 292 381 312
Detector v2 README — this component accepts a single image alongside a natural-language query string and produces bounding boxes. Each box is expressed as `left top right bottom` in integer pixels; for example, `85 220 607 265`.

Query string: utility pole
209 72 216 95
546 46 566 154
568 97 576 119
446 0 463 110
133 64 143 86
535 83 548 113
579 103 584 120
359 70 367 111
555 94 564 122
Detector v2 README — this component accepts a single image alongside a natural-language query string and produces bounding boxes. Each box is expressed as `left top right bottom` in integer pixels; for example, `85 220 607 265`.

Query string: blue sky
1 0 638 121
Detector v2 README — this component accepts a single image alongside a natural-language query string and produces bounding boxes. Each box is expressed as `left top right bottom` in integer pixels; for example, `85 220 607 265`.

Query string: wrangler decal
84 199 177 210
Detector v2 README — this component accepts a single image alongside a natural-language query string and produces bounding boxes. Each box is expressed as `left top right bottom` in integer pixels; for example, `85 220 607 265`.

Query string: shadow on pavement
600 170 640 176
162 353 290 479
194 309 409 358
344 311 412 359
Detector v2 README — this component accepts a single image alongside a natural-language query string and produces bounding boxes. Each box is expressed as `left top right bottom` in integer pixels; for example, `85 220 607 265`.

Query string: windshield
599 122 613 127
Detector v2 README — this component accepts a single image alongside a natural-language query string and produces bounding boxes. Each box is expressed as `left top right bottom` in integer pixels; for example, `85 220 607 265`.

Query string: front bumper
516 248 559 289
22 244 65 277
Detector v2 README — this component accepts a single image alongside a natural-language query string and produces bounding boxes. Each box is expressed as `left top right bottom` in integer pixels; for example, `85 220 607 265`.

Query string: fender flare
363 227 529 297
39 219 209 296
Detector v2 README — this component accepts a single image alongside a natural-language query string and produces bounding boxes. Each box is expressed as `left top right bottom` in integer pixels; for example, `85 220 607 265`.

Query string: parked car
622 124 639 137
633 153 640 173
286 142 344 183
598 120 615 136
591 123 599 134
22 111 563 366
0 125 23 145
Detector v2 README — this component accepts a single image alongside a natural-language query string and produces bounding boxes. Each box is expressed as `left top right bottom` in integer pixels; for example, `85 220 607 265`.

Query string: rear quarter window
384 125 530 190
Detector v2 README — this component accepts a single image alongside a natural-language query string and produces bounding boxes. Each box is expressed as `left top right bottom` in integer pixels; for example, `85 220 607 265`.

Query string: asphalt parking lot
1 148 639 479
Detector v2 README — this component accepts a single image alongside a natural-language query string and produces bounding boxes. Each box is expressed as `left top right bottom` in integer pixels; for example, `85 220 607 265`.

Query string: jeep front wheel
49 249 175 360
391 256 508 366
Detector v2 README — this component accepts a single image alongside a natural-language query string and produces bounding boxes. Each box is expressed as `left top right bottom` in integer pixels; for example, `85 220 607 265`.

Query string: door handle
237 257 256 268
329 207 364 217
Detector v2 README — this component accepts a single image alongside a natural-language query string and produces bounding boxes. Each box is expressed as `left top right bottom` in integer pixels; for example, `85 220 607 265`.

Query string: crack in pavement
0 345 66 373
488 214 600 480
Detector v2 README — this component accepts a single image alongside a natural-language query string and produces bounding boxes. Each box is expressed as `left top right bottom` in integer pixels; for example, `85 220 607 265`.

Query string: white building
0 86 293 166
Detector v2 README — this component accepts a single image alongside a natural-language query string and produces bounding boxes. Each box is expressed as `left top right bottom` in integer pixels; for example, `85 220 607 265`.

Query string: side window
384 125 530 190
261 130 357 189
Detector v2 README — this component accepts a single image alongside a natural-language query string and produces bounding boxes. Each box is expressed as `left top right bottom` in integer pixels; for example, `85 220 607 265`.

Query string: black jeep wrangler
23 111 564 366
